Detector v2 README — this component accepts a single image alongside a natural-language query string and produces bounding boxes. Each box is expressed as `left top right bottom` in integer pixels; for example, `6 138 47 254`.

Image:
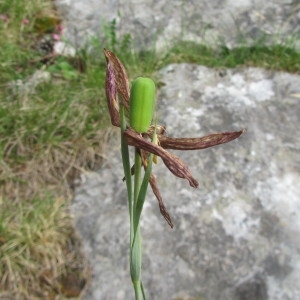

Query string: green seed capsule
129 77 156 133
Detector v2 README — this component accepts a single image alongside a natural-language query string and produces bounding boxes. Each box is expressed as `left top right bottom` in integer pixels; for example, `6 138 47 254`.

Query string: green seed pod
129 77 156 133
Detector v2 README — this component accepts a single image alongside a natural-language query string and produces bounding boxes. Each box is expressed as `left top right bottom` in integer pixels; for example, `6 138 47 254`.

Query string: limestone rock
72 65 300 300
55 0 300 50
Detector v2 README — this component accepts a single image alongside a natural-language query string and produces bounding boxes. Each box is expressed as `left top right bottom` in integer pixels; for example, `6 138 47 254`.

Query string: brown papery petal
158 129 246 150
149 174 174 228
124 129 199 188
103 49 130 111
139 149 174 228
105 61 120 127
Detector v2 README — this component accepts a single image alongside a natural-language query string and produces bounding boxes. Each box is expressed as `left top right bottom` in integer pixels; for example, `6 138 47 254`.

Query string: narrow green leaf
120 106 133 230
140 281 146 300
132 127 157 239
130 226 142 282
133 152 153 236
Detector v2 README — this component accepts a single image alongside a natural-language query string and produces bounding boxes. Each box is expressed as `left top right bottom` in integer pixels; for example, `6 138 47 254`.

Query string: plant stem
133 147 142 211
133 280 144 300
120 106 133 241
120 110 156 299
130 131 156 300
130 148 144 298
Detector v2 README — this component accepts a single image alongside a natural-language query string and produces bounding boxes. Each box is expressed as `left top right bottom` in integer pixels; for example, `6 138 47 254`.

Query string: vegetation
162 41 300 73
0 0 299 298
0 0 103 298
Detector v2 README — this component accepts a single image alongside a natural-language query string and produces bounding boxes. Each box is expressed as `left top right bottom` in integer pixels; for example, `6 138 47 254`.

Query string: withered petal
139 149 174 228
105 60 120 127
124 128 199 188
122 149 174 228
104 49 130 111
157 129 246 150
149 174 174 228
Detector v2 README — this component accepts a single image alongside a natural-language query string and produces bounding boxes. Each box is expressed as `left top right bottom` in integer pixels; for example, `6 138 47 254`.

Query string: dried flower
104 49 245 227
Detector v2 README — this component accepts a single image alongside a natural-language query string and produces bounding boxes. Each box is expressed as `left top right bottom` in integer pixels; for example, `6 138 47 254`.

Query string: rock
72 65 300 300
55 0 300 50
54 41 76 56
7 70 51 97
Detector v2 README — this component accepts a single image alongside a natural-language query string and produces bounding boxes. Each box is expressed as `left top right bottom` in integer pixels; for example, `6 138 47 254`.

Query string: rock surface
55 0 300 50
73 65 300 300
55 0 300 299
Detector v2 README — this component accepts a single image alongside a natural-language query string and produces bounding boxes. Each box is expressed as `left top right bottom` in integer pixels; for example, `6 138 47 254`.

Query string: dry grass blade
0 194 88 299
0 118 116 298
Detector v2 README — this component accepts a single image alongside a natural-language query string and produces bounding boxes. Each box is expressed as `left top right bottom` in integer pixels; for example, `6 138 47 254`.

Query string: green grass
0 0 107 297
0 0 299 298
0 1 112 197
160 41 300 72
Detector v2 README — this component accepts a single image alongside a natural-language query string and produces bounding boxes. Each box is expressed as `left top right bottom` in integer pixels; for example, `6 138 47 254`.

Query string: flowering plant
104 49 245 299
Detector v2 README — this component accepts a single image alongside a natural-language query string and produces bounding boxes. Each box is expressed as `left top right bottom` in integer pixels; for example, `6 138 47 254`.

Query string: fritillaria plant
104 49 245 299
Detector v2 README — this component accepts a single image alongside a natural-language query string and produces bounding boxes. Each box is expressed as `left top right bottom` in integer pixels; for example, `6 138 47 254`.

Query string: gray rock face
73 65 300 300
55 0 300 50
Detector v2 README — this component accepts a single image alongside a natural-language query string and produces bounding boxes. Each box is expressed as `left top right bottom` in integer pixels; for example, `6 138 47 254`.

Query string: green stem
133 148 142 212
130 148 143 294
133 280 144 300
130 224 142 291
130 130 156 300
120 107 145 299
120 106 133 242
121 113 156 300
